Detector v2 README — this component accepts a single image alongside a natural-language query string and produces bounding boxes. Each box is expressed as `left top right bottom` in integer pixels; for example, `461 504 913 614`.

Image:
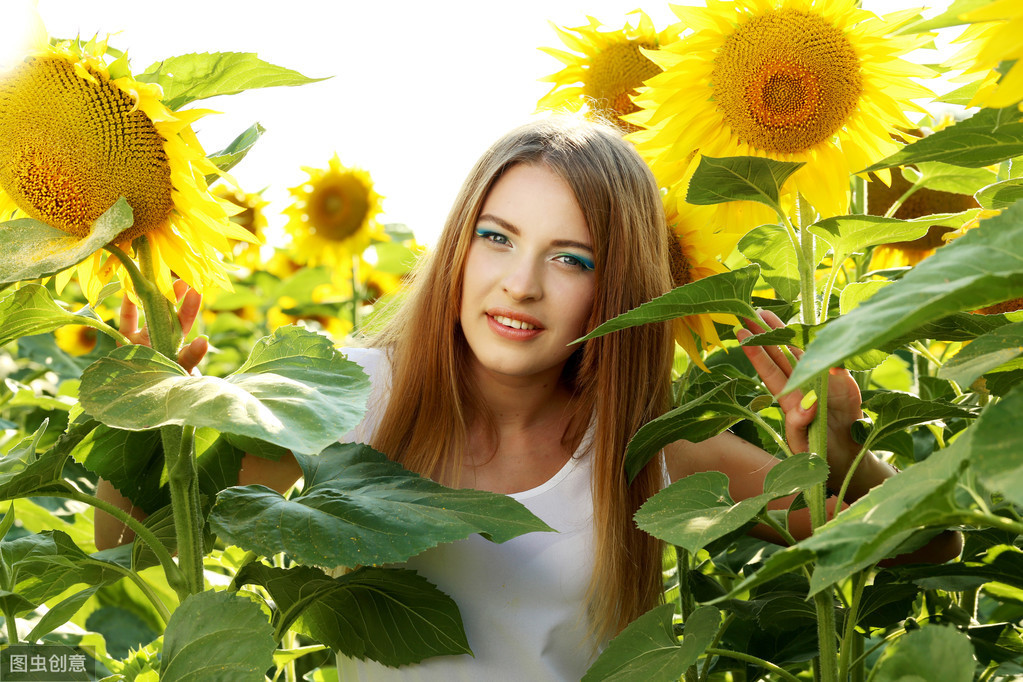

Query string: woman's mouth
492 314 537 330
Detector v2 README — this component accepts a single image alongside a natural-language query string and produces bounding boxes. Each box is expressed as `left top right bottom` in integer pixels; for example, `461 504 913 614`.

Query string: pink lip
485 310 544 341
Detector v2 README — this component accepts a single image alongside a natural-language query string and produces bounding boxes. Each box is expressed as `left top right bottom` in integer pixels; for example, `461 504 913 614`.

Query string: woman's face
459 163 596 385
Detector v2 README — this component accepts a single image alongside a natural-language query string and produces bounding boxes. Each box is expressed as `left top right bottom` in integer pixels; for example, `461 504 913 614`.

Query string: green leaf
0 198 132 285
862 107 1023 172
79 327 372 455
161 590 275 682
969 384 1023 507
739 225 801 301
899 0 995 31
874 625 976 682
858 392 977 451
938 321 1023 386
582 604 719 682
910 161 997 196
635 454 827 554
578 266 760 343
624 382 746 482
787 203 1023 391
800 440 970 594
0 419 97 501
0 284 114 347
206 123 266 175
139 52 327 110
235 563 472 666
210 442 552 568
0 530 127 608
71 426 167 513
25 586 99 642
809 211 978 262
976 178 1023 210
686 156 803 214
716 546 817 601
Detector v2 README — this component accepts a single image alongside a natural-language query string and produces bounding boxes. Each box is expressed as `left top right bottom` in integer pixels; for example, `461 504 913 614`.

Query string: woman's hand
119 279 208 374
734 309 886 499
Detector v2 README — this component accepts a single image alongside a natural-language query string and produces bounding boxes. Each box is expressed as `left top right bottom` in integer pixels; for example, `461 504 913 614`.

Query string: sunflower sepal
137 52 327 111
0 197 132 286
206 122 267 180
686 155 804 218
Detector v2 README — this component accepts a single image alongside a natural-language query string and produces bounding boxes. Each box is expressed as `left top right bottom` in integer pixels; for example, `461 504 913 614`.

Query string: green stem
797 194 838 682
106 562 172 625
699 613 734 682
838 571 869 681
34 489 184 595
675 547 699 682
704 648 802 682
739 407 795 458
835 446 870 509
77 316 132 346
882 181 921 219
3 603 18 645
958 511 1023 536
135 236 182 359
163 424 204 595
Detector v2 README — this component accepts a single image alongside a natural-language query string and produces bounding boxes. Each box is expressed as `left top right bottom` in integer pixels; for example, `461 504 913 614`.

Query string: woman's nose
501 255 543 301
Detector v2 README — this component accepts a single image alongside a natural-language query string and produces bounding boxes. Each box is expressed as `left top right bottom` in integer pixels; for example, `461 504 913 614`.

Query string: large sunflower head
0 22 258 302
537 11 678 132
627 0 935 230
283 154 386 272
945 0 1023 110
663 189 744 370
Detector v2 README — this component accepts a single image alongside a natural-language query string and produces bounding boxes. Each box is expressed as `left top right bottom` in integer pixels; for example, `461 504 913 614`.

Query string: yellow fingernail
801 390 817 410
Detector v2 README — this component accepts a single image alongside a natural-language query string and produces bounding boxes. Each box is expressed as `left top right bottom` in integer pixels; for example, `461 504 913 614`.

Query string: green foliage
0 199 132 285
687 155 803 214
138 53 327 110
206 123 266 178
873 625 976 682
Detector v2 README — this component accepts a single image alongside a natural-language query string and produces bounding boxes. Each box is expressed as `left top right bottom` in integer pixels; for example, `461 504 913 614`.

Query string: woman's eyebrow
477 213 593 252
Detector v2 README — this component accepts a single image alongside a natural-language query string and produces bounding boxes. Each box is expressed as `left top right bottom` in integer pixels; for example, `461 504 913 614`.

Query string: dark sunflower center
711 9 862 154
0 54 173 240
667 228 692 287
307 175 370 242
583 40 660 130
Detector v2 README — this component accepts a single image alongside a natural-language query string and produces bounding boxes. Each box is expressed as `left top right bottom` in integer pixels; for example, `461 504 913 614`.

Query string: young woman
100 117 961 680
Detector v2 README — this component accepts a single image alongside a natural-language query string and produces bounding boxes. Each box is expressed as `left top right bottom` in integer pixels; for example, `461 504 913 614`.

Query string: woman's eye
474 228 509 245
554 253 595 271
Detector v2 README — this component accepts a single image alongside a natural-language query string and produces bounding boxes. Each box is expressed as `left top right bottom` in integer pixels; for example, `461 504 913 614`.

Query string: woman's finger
177 335 208 375
177 287 202 337
119 295 138 339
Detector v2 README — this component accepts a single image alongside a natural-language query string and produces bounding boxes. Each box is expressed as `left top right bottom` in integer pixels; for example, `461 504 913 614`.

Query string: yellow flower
945 0 1023 109
283 154 386 273
628 0 934 233
664 190 743 370
867 170 978 270
214 186 270 269
537 11 679 132
0 19 257 303
54 324 98 356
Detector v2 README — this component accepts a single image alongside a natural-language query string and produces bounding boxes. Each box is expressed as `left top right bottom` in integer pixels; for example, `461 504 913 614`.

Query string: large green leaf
686 156 803 214
799 440 970 594
161 590 275 682
898 0 990 31
578 266 760 343
0 530 127 608
635 453 827 554
857 392 977 451
235 563 471 666
787 203 1023 391
0 284 118 347
206 123 266 175
739 225 802 301
210 442 552 568
0 419 97 500
976 178 1023 210
873 625 976 682
0 198 132 285
809 211 979 263
937 320 1023 386
78 326 371 455
582 604 719 681
908 161 997 196
862 107 1023 172
71 425 166 513
625 382 750 482
968 384 1023 507
138 52 326 110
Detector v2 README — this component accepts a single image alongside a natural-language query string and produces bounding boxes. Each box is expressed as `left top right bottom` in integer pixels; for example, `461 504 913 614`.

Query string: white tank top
334 347 599 680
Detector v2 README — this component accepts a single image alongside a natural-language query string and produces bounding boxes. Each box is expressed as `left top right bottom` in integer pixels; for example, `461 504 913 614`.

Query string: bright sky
6 0 956 247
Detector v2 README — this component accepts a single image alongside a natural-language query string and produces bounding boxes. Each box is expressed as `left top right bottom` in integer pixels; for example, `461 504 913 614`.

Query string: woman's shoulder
339 346 393 443
340 346 392 385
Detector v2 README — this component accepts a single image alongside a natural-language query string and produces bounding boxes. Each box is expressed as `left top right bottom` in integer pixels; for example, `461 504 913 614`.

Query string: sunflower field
2 0 1023 680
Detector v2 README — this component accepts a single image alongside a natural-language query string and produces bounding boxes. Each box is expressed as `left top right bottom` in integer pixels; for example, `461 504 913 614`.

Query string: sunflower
0 18 257 303
214 185 270 270
537 11 679 132
663 189 744 370
945 0 1023 110
627 0 935 234
867 171 979 270
283 154 386 274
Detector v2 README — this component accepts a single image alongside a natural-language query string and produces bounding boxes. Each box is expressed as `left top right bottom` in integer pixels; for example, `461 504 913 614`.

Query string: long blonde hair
369 117 674 641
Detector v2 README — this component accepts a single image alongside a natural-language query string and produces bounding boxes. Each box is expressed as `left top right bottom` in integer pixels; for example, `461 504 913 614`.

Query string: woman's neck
469 362 575 433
